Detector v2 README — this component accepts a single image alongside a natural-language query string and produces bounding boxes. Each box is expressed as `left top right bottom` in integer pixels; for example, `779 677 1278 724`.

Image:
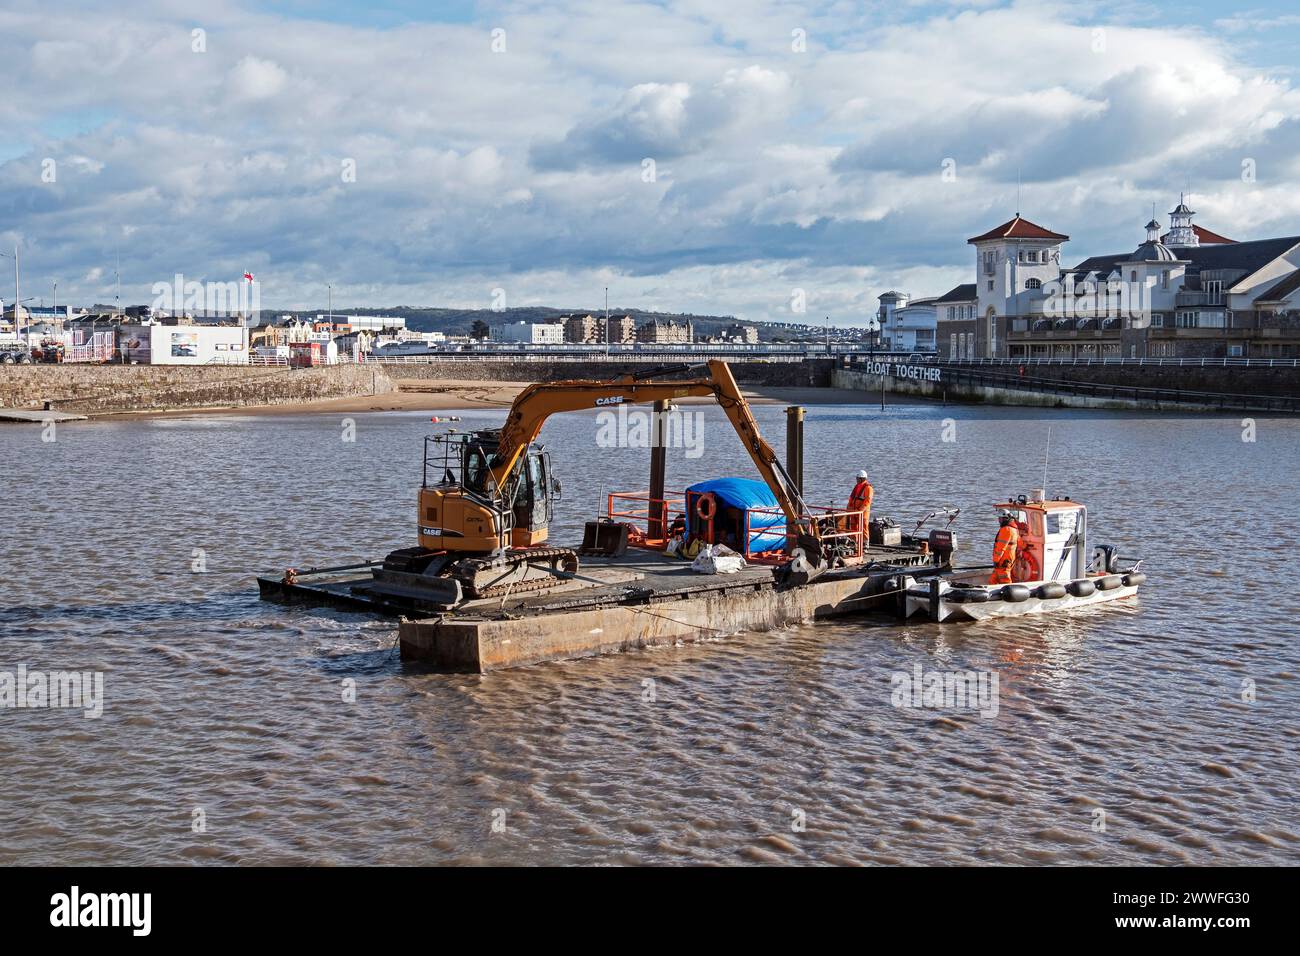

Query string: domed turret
1128 216 1178 262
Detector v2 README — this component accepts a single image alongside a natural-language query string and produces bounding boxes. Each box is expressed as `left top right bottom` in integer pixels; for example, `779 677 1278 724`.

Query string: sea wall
940 362 1300 398
0 364 396 415
832 366 1277 413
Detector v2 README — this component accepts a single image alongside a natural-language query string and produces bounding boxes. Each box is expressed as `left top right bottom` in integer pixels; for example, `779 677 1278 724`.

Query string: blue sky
2 0 1299 323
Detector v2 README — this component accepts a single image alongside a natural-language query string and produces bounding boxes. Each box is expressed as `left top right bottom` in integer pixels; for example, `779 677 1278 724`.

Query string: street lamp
0 246 18 340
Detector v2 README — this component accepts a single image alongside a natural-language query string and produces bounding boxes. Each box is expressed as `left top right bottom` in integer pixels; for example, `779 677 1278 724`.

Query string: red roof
1160 224 1235 245
968 216 1069 244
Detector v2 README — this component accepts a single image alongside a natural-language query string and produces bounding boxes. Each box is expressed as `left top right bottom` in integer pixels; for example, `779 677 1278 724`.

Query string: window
1176 310 1226 329
949 332 957 357
1150 314 1164 327
1161 270 1170 290
1130 270 1138 282
988 280 994 291
1025 278 1042 290
1205 280 1223 305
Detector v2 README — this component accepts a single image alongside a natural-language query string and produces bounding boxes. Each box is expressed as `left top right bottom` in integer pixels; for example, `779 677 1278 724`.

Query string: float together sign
863 361 943 382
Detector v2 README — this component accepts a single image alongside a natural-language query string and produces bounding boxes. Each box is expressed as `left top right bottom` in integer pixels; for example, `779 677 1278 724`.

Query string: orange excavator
377 360 829 604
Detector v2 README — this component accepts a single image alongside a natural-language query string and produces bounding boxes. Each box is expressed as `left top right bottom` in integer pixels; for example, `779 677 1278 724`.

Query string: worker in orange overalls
847 469 873 534
989 511 1020 584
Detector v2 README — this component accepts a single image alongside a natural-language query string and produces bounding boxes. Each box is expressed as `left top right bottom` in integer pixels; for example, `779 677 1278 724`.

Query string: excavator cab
417 430 556 553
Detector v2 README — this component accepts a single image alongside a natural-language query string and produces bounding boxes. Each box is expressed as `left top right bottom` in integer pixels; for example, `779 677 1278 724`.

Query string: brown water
2 401 1297 865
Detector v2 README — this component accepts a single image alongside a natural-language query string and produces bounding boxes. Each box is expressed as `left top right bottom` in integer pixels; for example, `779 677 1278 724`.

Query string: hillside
283 306 829 341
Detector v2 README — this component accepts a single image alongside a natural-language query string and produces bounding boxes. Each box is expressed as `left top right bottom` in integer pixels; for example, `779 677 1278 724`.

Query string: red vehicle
289 341 323 367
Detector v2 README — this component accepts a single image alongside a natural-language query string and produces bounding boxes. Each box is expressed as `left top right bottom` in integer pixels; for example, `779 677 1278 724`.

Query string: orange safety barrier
740 504 866 565
606 492 867 564
606 491 688 550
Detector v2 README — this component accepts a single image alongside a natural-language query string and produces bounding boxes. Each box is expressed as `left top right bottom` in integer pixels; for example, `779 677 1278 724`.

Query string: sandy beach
94 378 873 420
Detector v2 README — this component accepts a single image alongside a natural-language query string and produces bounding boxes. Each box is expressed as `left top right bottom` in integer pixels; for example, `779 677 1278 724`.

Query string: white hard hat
856 469 868 479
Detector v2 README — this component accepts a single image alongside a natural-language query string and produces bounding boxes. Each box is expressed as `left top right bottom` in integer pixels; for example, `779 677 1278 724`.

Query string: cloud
225 56 288 101
531 66 794 169
0 0 1297 322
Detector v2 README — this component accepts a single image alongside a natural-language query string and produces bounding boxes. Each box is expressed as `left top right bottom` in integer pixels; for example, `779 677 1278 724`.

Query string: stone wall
387 358 835 388
833 366 1295 413
938 362 1300 397
0 364 396 414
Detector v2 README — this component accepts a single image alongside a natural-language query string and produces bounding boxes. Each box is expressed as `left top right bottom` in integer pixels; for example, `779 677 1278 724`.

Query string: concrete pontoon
257 544 945 671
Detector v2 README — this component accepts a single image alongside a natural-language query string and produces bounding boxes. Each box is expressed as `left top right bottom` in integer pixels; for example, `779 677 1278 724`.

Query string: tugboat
899 490 1144 622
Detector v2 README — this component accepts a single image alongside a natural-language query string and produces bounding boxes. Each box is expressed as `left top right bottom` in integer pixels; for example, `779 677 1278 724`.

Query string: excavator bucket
580 520 630 557
774 533 827 588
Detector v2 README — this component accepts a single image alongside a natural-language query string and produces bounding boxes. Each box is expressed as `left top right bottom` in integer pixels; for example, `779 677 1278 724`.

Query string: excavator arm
489 360 812 530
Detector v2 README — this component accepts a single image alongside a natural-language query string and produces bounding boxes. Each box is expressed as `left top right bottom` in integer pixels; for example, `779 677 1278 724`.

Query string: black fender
1096 574 1123 590
999 584 1031 603
1034 582 1067 600
1122 572 1146 587
1067 578 1096 597
947 586 990 604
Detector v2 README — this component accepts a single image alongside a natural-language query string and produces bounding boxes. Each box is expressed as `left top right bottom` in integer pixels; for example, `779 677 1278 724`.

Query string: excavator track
457 547 580 600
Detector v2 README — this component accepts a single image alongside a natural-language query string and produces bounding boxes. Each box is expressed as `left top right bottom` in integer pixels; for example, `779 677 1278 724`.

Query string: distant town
0 300 881 367
3 197 1297 367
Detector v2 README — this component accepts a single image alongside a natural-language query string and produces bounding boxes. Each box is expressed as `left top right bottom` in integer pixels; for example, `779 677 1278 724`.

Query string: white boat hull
903 575 1143 623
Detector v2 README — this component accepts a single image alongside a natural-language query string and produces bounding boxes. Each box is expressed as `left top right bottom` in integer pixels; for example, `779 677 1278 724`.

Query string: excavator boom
490 359 810 527
383 359 829 603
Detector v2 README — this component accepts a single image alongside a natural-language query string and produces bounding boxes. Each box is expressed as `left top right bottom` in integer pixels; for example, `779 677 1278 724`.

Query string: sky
2 0 1300 325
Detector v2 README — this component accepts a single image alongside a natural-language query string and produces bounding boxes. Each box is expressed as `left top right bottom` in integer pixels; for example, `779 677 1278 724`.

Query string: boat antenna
1042 426 1051 496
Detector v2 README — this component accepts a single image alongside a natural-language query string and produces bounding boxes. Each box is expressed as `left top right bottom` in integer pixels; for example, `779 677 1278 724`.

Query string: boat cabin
994 492 1088 584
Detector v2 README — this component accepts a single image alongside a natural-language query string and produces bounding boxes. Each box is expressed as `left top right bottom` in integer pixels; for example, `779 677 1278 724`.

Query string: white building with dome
935 197 1300 360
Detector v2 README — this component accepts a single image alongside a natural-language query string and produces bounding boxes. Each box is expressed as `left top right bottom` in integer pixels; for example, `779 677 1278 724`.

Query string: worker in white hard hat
847 469 874 541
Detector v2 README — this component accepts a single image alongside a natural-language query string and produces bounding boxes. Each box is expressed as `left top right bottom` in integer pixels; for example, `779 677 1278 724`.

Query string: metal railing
933 356 1300 368
914 364 1300 412
606 491 688 547
606 491 871 563
742 504 865 563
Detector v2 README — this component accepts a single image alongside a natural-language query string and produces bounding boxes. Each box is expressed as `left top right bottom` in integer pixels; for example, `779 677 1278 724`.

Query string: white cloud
0 0 1297 320
225 56 288 101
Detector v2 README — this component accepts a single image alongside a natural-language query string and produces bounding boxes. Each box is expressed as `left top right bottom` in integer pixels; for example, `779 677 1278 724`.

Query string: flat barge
259 361 963 671
258 545 944 671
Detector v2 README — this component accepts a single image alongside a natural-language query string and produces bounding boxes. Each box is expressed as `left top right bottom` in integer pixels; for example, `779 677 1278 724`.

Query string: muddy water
1 401 1296 865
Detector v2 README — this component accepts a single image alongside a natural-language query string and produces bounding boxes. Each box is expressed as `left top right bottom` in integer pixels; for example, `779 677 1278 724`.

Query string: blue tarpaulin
686 477 786 554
